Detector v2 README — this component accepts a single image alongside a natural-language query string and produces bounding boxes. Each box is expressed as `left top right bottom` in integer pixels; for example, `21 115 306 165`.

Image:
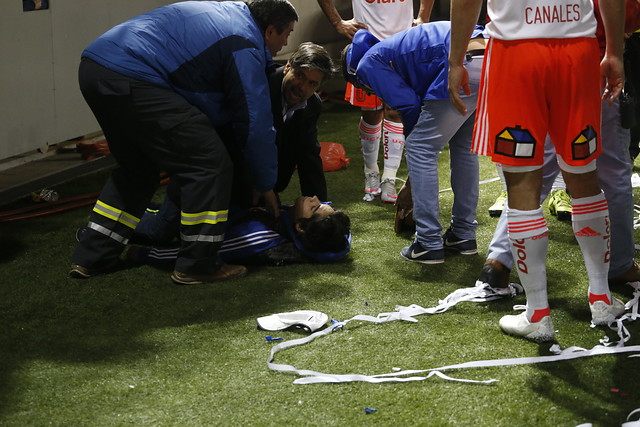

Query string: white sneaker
590 297 626 325
499 312 555 342
363 171 381 201
381 178 397 204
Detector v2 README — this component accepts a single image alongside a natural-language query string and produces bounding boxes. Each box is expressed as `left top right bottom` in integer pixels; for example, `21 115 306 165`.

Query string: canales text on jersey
525 4 581 24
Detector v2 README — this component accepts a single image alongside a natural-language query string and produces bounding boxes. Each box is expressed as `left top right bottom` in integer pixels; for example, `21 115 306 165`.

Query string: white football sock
507 206 550 322
359 118 381 173
571 191 612 304
381 120 404 180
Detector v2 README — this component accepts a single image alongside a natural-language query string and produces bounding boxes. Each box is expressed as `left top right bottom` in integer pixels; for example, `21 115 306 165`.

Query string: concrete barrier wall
0 0 447 164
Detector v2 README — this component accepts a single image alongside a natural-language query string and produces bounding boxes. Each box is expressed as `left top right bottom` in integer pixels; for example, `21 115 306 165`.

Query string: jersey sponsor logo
571 125 598 160
525 4 581 25
494 125 536 158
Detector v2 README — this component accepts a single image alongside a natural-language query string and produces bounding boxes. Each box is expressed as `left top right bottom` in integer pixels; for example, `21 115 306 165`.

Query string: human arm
413 0 435 26
259 189 280 218
599 0 626 103
447 0 483 115
224 46 278 195
316 0 367 40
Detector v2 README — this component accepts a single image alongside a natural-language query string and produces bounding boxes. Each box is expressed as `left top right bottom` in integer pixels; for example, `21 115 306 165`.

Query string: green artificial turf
1 101 639 426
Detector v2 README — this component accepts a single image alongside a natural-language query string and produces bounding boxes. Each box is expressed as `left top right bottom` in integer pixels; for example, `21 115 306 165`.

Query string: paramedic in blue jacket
70 0 298 285
342 21 486 264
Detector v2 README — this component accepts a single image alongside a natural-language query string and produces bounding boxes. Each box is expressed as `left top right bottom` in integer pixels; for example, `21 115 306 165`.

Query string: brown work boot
171 264 248 285
478 259 510 289
69 264 94 279
609 262 640 285
69 262 117 279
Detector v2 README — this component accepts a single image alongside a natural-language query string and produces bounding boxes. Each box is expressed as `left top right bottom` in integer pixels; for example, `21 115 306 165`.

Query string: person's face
265 21 296 56
282 62 325 106
292 196 335 221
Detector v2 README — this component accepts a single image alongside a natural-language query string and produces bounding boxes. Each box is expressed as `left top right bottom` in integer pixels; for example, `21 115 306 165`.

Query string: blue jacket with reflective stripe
82 1 277 191
352 21 482 135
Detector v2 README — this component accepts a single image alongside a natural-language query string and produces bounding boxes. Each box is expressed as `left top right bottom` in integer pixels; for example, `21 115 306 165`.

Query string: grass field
1 101 639 426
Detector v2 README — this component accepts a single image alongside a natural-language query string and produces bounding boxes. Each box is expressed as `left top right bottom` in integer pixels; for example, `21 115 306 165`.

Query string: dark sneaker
488 191 507 217
443 228 477 255
400 240 444 264
548 189 572 221
478 259 510 288
171 264 248 285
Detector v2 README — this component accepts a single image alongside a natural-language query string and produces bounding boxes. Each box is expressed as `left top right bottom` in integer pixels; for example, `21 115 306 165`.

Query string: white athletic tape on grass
440 176 500 193
266 282 640 385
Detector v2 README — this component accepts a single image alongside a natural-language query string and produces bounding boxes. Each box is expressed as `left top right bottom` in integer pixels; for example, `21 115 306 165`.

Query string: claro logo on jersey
365 0 406 3
525 4 581 24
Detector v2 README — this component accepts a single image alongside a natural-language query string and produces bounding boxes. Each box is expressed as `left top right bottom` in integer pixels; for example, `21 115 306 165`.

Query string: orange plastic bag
320 142 350 172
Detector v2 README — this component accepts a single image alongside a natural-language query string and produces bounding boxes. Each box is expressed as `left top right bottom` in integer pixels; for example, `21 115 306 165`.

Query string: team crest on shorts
355 88 369 103
571 125 598 160
494 125 536 158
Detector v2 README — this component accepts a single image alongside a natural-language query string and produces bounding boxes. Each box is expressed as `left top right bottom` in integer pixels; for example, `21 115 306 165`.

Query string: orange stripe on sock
589 293 611 305
530 307 551 323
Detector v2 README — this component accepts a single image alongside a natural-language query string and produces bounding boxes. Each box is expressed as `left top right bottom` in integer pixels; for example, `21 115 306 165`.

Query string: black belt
466 48 486 57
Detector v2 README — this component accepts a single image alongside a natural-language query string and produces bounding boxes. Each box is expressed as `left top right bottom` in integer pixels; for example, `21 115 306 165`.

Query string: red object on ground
320 142 350 172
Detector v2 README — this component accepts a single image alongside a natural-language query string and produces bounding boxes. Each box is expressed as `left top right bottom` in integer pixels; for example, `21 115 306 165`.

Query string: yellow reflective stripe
181 210 228 226
93 200 140 229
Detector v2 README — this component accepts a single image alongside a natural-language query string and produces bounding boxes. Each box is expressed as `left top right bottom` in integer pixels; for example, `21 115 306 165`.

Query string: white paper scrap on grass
440 176 500 193
266 283 640 385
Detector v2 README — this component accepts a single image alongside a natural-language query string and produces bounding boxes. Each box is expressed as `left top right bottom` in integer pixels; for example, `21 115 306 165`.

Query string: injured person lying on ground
125 194 352 274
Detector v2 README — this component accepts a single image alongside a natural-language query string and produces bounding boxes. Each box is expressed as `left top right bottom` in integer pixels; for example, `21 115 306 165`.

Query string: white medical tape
440 176 500 193
292 344 640 385
266 282 640 386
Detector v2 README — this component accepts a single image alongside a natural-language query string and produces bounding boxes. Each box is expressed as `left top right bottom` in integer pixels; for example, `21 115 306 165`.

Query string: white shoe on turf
499 312 555 342
381 178 397 204
363 171 381 201
590 297 626 325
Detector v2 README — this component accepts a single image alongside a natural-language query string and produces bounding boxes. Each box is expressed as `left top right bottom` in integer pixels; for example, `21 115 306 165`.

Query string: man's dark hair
247 0 298 34
289 42 338 82
297 211 351 253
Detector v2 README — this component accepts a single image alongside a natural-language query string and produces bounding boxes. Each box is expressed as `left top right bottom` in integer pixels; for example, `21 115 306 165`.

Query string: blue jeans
487 98 635 278
404 56 482 250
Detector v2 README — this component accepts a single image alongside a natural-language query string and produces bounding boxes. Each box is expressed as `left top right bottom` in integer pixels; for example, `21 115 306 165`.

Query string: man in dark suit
269 42 337 202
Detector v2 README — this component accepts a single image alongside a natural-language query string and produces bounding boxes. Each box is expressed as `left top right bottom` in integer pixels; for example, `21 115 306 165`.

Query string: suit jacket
269 66 327 201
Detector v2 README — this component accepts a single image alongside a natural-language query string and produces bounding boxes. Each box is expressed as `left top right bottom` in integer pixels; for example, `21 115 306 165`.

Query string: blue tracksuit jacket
350 21 483 135
82 1 277 191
